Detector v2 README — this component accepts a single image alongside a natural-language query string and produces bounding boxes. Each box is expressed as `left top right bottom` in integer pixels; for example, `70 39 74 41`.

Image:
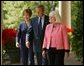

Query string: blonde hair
49 8 61 23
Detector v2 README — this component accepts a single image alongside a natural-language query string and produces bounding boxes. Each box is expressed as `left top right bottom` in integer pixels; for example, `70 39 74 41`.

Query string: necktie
38 17 42 35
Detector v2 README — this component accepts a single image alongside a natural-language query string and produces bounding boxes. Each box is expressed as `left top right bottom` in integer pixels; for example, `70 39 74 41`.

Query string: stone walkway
64 52 82 65
2 51 82 65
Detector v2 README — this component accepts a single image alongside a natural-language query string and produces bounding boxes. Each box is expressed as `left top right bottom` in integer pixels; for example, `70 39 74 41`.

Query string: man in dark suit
26 5 49 65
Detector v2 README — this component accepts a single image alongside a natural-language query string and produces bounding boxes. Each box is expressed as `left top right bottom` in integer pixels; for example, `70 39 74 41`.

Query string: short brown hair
37 5 45 11
23 8 32 17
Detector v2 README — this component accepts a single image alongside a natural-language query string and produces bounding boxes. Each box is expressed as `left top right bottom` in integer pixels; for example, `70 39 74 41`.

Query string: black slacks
47 48 65 65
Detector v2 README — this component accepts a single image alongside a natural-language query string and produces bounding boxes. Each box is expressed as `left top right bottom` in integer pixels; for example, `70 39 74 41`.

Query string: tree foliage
71 1 83 63
2 1 58 29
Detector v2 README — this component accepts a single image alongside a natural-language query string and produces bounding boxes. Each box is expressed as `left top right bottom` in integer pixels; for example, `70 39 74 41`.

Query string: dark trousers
47 48 65 65
35 52 42 65
29 44 34 65
20 46 28 65
35 52 48 65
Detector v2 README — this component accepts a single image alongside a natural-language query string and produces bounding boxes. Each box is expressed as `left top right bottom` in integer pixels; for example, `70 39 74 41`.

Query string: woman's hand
26 41 30 48
42 50 46 58
65 52 69 58
16 42 20 48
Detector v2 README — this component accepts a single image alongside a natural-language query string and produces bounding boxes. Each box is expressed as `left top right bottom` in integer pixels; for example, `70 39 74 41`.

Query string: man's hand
16 42 20 48
26 41 30 48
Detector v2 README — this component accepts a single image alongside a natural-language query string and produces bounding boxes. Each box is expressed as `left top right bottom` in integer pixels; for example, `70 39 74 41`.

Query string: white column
59 1 71 28
1 1 3 65
59 1 62 17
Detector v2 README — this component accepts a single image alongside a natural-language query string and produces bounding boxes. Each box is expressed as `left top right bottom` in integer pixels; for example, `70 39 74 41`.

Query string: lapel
33 17 39 35
43 15 47 31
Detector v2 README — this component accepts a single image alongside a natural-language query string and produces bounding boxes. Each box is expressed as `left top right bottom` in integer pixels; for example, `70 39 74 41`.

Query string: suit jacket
16 21 32 47
42 23 70 51
31 15 49 53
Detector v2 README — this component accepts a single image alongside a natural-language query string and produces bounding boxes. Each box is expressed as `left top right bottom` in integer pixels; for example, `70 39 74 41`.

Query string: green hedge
71 1 83 63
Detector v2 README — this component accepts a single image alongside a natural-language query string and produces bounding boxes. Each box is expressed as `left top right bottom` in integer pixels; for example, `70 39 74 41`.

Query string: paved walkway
64 52 82 65
2 51 82 65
